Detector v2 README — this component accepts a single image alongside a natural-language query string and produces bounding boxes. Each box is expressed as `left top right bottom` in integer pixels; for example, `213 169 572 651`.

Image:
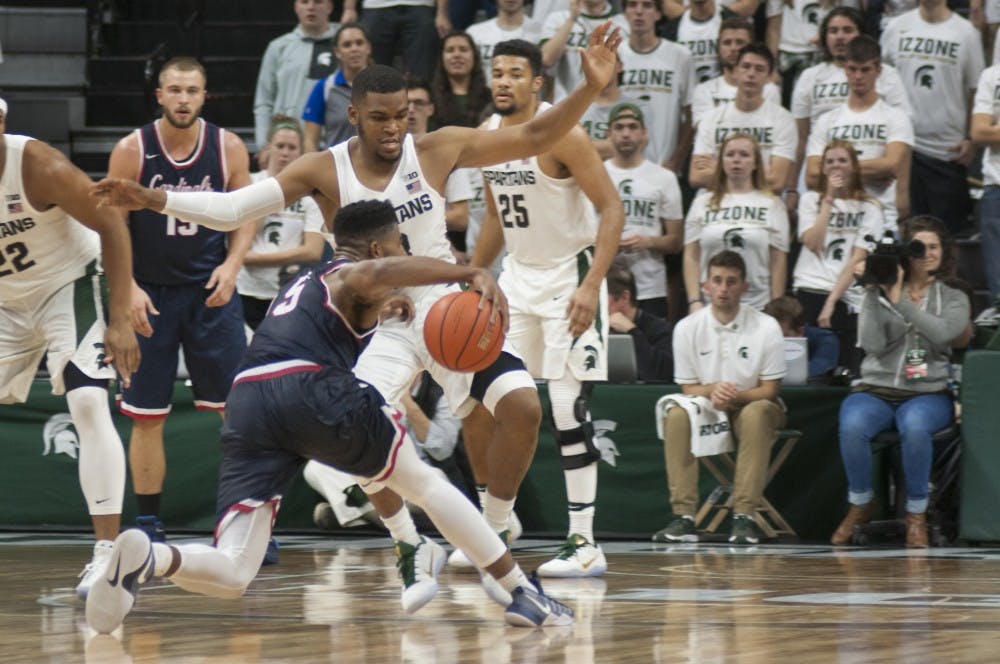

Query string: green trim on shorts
572 247 603 348
72 260 105 346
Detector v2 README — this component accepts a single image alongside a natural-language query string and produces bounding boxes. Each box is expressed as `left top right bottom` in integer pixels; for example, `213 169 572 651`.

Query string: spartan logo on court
593 419 621 467
738 346 749 359
583 345 599 371
803 3 821 24
42 413 80 460
723 227 745 249
265 221 283 245
618 178 634 196
914 65 934 90
826 238 846 262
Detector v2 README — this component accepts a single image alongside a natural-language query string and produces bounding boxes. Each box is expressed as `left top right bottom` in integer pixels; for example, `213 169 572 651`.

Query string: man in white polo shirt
654 250 786 545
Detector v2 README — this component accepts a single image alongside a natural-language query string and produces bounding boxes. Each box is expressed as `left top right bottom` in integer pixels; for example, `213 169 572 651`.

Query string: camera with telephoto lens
860 231 926 286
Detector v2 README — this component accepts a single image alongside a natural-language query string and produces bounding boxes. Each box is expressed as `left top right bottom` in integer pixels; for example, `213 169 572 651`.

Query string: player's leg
367 418 572 627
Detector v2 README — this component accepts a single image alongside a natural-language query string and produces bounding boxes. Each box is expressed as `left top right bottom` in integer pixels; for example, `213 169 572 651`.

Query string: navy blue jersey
129 119 229 285
239 259 376 371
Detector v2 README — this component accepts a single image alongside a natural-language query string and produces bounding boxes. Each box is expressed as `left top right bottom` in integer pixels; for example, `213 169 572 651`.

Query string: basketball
423 290 505 373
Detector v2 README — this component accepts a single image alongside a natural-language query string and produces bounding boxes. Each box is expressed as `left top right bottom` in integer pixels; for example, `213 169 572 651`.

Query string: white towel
655 394 735 457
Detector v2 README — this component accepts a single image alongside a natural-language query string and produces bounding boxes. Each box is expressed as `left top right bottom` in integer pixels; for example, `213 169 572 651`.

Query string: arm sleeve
162 176 287 231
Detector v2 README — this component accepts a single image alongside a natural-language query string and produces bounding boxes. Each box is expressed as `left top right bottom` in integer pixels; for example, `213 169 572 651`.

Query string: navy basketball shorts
120 281 246 418
214 365 405 520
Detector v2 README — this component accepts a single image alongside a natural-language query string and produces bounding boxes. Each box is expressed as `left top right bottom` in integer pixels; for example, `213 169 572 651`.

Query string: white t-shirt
676 9 723 84
806 99 913 228
673 304 787 390
467 16 543 79
791 61 913 124
793 192 884 309
771 0 828 55
881 9 984 160
693 99 797 165
604 159 683 301
618 38 696 165
236 171 325 300
444 168 473 203
690 76 782 127
541 7 630 101
685 189 790 310
579 94 650 141
973 64 1000 186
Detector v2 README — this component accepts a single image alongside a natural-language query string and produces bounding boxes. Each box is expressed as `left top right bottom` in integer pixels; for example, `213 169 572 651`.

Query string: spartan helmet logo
592 419 621 467
264 221 283 245
42 413 80 460
914 65 934 89
696 65 713 82
826 238 846 262
317 52 333 67
803 2 821 23
92 342 106 371
723 227 745 249
738 346 749 359
618 178 634 196
583 344 599 371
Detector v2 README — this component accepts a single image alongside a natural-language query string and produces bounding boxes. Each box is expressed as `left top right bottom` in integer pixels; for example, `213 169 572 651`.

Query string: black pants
910 151 973 235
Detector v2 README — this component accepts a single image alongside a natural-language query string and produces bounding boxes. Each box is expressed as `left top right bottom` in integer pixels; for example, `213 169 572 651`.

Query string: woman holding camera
794 140 884 372
832 216 969 548
684 133 789 311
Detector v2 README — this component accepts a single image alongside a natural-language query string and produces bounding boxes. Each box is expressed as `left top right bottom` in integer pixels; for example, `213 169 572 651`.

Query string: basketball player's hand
380 295 415 323
103 319 141 389
91 178 166 212
580 21 623 92
131 281 159 338
566 282 599 338
205 261 239 307
469 268 509 332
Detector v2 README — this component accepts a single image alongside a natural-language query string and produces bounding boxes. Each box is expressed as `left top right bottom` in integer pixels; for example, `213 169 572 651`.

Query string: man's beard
493 100 519 116
162 107 199 129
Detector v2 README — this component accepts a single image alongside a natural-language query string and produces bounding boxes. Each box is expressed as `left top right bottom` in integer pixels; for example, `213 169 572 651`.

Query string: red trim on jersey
372 407 407 483
154 118 207 169
232 360 323 386
320 261 377 341
213 497 281 545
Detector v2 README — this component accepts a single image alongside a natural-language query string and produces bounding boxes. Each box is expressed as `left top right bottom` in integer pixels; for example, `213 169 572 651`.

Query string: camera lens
908 239 926 258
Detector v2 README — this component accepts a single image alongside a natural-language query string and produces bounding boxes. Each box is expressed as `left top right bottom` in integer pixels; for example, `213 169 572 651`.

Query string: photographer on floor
832 216 969 549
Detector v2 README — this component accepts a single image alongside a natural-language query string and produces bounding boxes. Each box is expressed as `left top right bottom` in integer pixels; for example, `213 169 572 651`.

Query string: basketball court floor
5 532 1000 662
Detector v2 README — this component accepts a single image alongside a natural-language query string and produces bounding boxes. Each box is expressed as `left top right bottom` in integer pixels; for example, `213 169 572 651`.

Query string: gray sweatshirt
253 25 338 147
857 280 969 393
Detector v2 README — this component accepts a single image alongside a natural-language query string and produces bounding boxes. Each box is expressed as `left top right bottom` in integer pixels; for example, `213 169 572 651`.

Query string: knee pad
553 426 601 470
63 361 111 392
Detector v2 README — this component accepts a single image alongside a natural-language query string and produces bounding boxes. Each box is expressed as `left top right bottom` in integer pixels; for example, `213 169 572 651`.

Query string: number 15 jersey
482 104 597 269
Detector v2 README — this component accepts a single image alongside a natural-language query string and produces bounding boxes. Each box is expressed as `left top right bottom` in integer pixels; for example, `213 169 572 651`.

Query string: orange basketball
423 290 505 373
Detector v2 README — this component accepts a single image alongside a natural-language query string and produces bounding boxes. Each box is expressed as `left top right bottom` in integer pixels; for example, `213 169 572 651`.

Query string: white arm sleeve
161 176 286 231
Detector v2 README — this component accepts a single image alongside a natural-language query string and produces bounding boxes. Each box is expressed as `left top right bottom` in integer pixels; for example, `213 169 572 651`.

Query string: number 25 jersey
482 104 597 269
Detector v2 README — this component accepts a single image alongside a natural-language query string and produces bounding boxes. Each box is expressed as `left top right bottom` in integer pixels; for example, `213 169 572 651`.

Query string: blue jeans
980 186 1000 301
838 391 954 513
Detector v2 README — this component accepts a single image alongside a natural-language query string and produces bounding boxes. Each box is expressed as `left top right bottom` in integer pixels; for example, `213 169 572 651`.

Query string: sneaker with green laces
728 514 762 545
652 515 699 543
537 534 607 578
395 536 446 614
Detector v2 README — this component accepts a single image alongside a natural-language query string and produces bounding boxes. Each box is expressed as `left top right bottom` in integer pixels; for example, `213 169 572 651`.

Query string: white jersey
482 104 597 267
973 65 1000 186
236 171 325 300
331 134 450 300
693 99 797 165
793 192 884 309
467 16 543 79
806 99 913 228
579 94 650 141
690 75 782 127
685 189 790 310
541 7 630 101
0 135 100 306
676 9 723 84
791 61 913 124
881 9 984 160
618 39 696 164
605 159 683 301
673 303 787 390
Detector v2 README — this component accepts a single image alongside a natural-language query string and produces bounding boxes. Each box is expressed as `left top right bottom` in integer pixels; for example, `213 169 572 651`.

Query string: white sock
483 493 515 534
495 564 531 593
66 386 125 515
381 507 421 546
565 461 597 543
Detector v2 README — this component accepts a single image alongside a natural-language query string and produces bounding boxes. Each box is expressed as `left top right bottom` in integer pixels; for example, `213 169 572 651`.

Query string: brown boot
905 512 929 548
831 503 873 545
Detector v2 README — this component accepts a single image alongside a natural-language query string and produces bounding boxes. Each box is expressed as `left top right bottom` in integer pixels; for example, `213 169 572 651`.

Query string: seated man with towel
653 251 787 545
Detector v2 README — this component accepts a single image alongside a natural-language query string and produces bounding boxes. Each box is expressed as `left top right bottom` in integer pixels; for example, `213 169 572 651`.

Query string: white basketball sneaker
449 512 522 568
76 540 114 599
536 534 607 578
396 536 446 614
85 530 155 634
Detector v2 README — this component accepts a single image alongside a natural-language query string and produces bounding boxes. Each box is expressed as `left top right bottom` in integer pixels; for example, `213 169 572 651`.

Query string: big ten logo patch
42 413 79 460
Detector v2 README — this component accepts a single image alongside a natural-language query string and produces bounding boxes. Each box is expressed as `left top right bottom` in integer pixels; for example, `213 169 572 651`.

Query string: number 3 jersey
0 134 99 305
129 119 228 285
482 104 597 269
